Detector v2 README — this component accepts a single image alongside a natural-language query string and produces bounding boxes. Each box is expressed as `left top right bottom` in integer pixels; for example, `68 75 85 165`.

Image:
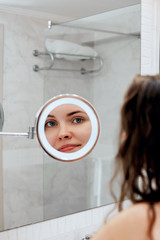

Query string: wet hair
110 74 160 239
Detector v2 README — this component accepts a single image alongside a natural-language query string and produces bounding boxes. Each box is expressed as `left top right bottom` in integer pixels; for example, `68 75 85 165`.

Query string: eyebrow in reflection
67 111 86 116
47 111 87 118
47 114 55 118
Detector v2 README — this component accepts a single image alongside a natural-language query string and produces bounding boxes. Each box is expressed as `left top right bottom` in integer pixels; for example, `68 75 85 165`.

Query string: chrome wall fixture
47 20 141 38
32 18 140 75
0 94 100 162
0 126 35 139
0 102 35 139
32 50 104 75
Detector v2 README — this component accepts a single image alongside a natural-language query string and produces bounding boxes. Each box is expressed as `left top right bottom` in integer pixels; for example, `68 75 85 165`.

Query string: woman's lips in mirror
58 144 81 152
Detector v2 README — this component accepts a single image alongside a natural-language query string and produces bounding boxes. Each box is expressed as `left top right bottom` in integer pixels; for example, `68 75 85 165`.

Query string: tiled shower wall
0 0 159 239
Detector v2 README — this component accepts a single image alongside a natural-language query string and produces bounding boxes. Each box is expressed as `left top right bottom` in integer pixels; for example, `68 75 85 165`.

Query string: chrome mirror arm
0 126 36 139
0 103 36 139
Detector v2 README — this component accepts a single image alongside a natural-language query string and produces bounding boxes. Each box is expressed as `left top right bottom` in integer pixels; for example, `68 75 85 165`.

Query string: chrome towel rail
32 50 103 75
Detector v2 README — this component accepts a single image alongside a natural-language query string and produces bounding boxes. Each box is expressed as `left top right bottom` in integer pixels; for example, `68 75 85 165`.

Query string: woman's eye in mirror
72 117 84 124
45 120 58 128
71 113 90 124
44 104 92 153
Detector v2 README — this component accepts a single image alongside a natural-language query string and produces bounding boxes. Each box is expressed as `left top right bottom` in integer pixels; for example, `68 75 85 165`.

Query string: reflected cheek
74 125 91 144
45 129 57 147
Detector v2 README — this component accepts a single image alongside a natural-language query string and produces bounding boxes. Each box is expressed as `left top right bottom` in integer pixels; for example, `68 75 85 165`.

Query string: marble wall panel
0 12 46 229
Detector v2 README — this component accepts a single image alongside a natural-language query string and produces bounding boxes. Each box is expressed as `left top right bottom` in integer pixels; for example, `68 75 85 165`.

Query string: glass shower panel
43 4 141 220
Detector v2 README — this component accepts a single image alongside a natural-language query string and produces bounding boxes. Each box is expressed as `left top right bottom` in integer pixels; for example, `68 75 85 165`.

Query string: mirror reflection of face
44 104 92 153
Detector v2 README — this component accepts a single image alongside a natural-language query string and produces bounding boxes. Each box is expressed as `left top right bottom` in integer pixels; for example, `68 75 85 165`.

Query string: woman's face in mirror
44 104 92 153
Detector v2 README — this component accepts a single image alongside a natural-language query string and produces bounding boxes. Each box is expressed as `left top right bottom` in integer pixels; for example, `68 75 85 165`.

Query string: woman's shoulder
92 202 153 240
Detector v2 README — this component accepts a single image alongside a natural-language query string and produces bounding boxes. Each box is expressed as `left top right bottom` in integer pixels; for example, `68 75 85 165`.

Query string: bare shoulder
91 203 151 240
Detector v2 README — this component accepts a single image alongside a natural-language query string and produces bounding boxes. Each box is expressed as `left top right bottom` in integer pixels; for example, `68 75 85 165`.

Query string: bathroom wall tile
83 209 93 227
0 232 8 240
141 0 160 75
49 218 58 236
6 229 17 240
38 222 52 240
92 207 104 226
76 211 89 229
47 231 75 240
0 201 133 240
57 216 66 235
17 225 33 240
32 222 42 240
75 224 99 240
66 212 78 232
63 215 74 233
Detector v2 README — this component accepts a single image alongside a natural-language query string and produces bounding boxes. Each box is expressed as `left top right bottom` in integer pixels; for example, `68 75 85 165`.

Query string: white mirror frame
36 94 100 161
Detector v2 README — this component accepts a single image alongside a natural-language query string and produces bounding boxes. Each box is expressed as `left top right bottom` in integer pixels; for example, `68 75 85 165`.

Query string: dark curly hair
110 74 160 240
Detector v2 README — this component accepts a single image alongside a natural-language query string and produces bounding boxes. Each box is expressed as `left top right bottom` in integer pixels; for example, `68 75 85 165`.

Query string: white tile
57 217 66 235
84 210 92 227
17 225 33 240
32 222 42 240
49 218 58 236
92 207 103 226
76 211 87 229
75 225 99 240
64 215 73 233
0 232 8 240
39 221 52 240
46 232 75 240
7 229 17 240
68 213 78 231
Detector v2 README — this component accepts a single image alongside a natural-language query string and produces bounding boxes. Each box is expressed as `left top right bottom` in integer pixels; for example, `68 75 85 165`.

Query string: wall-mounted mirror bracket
0 126 35 139
0 103 35 139
0 94 100 161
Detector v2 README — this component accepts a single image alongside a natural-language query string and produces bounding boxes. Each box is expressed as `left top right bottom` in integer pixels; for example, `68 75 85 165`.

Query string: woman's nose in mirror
57 123 72 140
44 104 92 153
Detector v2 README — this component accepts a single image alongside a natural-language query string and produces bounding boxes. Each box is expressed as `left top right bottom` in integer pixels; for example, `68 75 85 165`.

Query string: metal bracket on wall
0 127 35 139
0 103 35 139
32 49 103 75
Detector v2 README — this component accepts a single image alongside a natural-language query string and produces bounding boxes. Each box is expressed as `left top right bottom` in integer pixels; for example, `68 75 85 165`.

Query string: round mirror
36 94 100 161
